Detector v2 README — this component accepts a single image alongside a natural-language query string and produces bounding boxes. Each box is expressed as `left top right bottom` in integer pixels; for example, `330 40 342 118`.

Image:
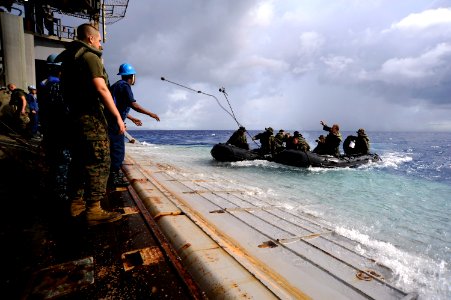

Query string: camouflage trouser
68 114 110 203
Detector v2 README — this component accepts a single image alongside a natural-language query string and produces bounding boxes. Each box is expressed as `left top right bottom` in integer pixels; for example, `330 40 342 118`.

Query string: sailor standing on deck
7 83 29 134
106 63 160 187
26 85 39 137
38 54 71 200
57 23 124 225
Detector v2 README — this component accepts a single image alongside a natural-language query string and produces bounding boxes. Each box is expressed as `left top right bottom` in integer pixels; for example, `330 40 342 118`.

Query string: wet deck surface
0 136 199 299
1 132 417 299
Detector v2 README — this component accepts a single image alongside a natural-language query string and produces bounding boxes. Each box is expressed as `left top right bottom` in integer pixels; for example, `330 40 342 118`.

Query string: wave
378 152 413 168
335 226 450 300
128 142 450 299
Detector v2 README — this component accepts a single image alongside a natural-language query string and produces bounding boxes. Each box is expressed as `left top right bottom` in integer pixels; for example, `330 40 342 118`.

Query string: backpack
343 135 357 155
41 80 69 116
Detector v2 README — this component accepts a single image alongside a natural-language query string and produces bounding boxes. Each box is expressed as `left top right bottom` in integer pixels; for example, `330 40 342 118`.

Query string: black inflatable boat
272 149 381 168
211 144 380 168
210 143 264 162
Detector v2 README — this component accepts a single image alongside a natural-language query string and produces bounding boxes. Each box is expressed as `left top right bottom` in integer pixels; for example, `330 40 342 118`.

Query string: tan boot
70 198 86 217
85 201 122 226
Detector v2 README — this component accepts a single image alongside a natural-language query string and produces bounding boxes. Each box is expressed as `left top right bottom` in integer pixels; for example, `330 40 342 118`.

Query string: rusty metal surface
127 184 207 300
0 142 198 300
29 257 95 299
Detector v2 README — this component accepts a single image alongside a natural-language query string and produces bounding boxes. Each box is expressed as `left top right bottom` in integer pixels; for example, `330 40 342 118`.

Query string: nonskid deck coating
0 142 195 299
124 142 417 300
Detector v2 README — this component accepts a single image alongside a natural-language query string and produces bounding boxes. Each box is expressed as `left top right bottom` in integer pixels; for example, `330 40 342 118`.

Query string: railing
58 24 76 40
0 3 76 40
44 17 76 40
32 9 76 40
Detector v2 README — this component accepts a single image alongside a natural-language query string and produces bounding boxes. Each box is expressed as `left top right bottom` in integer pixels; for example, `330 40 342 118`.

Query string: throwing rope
161 77 240 126
161 77 260 148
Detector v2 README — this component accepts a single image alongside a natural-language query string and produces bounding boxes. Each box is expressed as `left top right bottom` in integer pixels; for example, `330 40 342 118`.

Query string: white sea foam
126 134 450 299
139 141 161 149
295 204 325 218
378 152 413 168
335 226 451 299
230 159 273 168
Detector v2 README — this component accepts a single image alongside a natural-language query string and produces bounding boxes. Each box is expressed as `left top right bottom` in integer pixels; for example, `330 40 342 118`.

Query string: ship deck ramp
123 142 418 300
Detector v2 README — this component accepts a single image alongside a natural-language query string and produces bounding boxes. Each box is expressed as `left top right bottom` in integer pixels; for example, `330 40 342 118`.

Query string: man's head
265 127 273 134
118 63 137 85
28 85 37 94
7 83 16 91
46 53 62 76
331 124 340 134
357 128 366 136
77 23 101 50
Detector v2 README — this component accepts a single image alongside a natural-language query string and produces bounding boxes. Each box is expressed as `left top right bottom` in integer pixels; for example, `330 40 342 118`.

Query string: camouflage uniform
226 127 249 150
274 130 285 153
313 135 327 154
254 127 275 155
286 131 310 152
354 129 370 154
322 124 342 157
355 134 370 154
58 40 111 205
9 88 30 132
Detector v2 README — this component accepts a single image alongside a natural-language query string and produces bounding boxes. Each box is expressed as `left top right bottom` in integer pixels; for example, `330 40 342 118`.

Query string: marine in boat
211 127 381 168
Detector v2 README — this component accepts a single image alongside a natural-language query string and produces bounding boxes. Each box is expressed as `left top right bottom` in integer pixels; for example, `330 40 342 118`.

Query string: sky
100 0 451 132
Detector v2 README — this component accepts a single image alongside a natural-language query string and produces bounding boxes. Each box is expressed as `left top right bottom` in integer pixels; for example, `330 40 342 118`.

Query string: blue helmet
117 63 136 75
47 53 61 65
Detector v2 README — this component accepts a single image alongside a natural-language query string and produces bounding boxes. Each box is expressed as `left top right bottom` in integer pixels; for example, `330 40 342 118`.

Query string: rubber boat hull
273 149 381 168
211 143 263 162
211 144 381 168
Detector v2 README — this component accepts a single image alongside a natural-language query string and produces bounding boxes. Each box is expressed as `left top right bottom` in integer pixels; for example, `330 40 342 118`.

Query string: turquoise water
129 130 450 299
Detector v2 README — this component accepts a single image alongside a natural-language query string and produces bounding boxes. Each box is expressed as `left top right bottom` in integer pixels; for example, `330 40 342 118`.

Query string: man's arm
127 114 142 126
130 102 160 121
20 95 27 114
93 77 125 134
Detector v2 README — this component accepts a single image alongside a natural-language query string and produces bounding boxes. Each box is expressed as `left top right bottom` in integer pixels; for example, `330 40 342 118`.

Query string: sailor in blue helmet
26 85 39 137
106 63 160 187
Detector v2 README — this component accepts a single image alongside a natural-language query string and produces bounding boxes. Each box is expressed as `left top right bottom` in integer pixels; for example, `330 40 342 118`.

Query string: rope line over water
160 77 260 148
161 77 240 126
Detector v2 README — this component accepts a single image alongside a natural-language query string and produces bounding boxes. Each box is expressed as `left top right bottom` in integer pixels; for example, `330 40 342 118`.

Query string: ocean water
129 130 450 299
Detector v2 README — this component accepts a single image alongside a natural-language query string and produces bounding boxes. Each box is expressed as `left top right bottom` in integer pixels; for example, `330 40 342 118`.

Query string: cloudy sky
100 0 451 132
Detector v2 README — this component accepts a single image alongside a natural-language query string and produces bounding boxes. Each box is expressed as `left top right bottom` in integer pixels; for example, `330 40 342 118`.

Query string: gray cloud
103 1 451 131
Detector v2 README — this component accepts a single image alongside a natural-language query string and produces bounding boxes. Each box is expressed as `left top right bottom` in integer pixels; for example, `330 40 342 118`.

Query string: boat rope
219 87 260 148
161 77 239 125
0 119 40 151
218 87 239 126
161 77 261 148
